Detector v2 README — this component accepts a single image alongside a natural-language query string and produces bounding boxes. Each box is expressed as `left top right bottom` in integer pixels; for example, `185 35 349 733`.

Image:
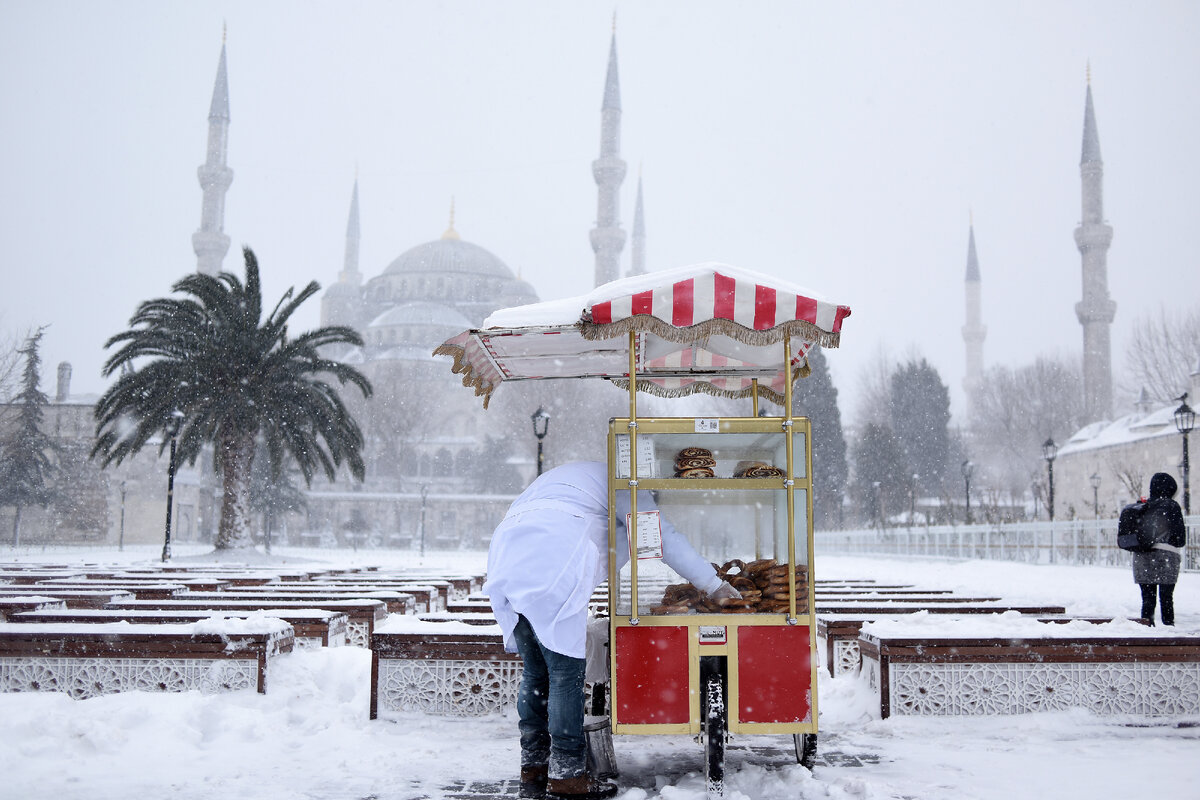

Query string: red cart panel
615 625 690 724
736 624 812 724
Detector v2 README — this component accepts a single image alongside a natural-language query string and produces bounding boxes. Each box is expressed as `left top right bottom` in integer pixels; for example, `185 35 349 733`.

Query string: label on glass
615 435 656 478
694 418 719 433
698 626 727 645
627 510 663 560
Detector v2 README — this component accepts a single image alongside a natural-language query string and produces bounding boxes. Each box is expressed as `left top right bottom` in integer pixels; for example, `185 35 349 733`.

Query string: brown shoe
546 774 618 800
520 764 549 799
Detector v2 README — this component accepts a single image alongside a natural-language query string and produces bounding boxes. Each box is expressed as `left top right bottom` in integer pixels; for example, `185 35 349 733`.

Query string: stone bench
107 598 386 648
0 596 67 621
418 611 498 626
857 617 1200 718
0 619 294 698
12 608 349 649
177 589 417 616
370 617 519 719
819 612 1130 677
0 588 135 609
314 577 453 609
33 581 192 600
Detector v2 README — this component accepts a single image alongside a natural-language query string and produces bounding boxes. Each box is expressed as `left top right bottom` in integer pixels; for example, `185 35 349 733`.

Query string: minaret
340 178 363 285
192 33 234 275
320 178 363 328
630 169 646 276
589 22 627 287
961 218 986 412
1074 70 1116 422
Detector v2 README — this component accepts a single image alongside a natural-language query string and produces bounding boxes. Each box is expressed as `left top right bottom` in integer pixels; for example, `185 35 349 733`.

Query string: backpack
1117 501 1153 553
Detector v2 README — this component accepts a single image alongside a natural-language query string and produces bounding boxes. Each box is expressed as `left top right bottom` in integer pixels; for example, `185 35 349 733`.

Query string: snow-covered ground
1 545 1197 800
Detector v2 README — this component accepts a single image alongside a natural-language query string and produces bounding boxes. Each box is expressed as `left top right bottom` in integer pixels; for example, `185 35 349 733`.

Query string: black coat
1132 472 1186 585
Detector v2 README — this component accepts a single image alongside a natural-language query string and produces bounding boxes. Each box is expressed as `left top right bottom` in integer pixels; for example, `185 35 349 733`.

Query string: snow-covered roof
1057 403 1179 456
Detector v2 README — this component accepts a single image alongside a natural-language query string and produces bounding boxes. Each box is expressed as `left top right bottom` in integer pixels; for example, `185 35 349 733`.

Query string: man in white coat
485 461 737 800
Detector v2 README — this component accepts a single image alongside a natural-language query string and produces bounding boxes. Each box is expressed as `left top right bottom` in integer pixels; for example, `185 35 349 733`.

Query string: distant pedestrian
1132 472 1187 626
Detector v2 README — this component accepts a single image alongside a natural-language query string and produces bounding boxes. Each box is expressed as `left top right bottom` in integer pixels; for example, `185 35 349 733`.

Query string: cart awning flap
434 262 851 408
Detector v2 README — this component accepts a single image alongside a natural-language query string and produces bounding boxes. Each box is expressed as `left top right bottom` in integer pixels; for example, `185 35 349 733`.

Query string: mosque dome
365 301 473 352
382 237 514 280
368 301 472 331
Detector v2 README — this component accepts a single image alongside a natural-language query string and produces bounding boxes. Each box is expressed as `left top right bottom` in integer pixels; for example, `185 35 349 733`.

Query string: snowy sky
2 1 1198 422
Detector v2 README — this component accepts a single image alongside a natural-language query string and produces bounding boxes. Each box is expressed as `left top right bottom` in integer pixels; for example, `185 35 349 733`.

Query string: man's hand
709 581 740 600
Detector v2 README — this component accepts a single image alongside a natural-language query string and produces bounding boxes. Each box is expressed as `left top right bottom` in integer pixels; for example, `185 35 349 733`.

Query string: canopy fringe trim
578 315 841 349
433 343 496 409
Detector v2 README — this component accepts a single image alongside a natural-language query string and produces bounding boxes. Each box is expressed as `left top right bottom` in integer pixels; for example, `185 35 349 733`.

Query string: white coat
484 461 721 658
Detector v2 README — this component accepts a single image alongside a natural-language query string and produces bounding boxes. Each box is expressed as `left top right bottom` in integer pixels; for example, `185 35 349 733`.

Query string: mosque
184 30 645 546
5 29 1189 546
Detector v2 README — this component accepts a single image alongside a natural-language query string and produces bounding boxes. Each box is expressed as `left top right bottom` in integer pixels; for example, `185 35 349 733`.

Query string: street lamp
1042 437 1058 522
419 484 429 558
909 473 919 528
119 480 127 552
531 406 551 477
962 461 974 525
1090 472 1102 518
1174 393 1194 515
162 410 185 562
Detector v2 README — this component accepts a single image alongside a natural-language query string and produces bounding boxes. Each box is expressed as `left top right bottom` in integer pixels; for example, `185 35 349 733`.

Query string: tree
0 328 57 546
890 357 953 495
792 346 849 530
969 355 1086 504
1122 305 1200 402
249 441 307 553
849 423 908 527
92 248 372 551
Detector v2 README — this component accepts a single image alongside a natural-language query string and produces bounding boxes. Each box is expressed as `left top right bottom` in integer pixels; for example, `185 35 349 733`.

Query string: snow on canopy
434 262 852 408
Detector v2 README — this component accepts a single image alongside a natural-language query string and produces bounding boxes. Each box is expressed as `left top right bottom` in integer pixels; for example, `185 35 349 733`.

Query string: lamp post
1042 438 1058 522
1174 393 1194 515
531 406 551 477
161 410 184 562
1090 472 1102 518
419 484 429 558
962 461 974 525
909 473 919 528
119 480 127 552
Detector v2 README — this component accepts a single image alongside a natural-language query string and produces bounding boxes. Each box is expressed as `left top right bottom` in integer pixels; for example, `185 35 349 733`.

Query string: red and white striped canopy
435 262 851 408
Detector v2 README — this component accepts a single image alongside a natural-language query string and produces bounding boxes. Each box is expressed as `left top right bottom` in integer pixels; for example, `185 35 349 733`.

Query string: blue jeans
512 614 587 779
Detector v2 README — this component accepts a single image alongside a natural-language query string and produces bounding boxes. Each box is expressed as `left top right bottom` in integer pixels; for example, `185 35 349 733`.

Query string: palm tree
92 247 372 551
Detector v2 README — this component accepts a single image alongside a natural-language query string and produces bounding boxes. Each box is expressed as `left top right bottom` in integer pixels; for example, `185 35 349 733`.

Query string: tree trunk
10 505 21 548
215 431 257 550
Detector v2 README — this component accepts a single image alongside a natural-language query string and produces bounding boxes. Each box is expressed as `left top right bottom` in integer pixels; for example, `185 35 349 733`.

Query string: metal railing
815 517 1200 572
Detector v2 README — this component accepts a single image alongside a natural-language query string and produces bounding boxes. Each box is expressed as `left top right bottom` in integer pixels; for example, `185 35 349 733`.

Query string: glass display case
605 415 818 744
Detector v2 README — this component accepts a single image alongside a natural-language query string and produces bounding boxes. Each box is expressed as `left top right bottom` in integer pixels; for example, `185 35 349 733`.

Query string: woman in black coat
1132 472 1187 625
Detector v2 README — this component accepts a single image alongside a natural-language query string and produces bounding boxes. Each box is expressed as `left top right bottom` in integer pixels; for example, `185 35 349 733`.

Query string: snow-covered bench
11 607 349 649
820 611 1121 677
107 597 387 647
857 615 1200 718
370 616 520 718
0 618 294 698
178 589 417 615
0 587 135 609
0 596 67 621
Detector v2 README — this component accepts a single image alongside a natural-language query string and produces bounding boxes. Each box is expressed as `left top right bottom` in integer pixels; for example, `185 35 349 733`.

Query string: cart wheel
793 733 817 770
702 666 726 797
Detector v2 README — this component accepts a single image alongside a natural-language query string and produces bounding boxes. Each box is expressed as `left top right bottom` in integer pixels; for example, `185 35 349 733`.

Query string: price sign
626 510 663 560
615 435 656 478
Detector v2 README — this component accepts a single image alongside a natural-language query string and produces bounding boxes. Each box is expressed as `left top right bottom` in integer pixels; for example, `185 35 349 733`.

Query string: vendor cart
437 262 851 795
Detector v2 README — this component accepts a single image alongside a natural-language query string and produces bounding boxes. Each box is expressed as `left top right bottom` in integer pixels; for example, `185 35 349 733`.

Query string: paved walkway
369 736 880 800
